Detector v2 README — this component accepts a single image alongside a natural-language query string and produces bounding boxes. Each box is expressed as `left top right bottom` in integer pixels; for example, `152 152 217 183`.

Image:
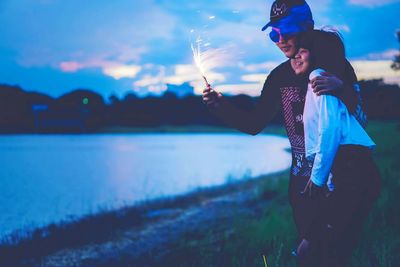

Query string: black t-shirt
263 61 313 176
215 61 314 176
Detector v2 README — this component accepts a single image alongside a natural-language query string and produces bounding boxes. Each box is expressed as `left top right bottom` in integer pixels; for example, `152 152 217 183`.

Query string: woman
291 31 381 267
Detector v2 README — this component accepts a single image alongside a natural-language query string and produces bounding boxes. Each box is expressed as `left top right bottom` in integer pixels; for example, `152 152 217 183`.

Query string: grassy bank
152 121 400 267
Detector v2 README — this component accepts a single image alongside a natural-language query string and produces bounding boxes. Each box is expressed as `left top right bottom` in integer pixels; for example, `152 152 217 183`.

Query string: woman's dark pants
288 145 381 267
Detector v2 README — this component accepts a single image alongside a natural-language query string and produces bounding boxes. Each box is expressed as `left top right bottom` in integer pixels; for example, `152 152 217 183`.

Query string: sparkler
191 36 211 87
190 12 242 90
190 24 236 89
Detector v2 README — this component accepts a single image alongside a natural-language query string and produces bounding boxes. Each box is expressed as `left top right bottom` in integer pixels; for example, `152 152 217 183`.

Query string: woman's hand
311 72 343 96
296 238 310 259
301 178 323 198
202 85 223 108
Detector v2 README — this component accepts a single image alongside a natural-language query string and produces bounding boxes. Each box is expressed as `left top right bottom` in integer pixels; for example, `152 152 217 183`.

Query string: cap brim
261 22 271 31
261 21 279 31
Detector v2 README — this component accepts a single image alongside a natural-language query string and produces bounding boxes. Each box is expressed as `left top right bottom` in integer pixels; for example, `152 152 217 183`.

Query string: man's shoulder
270 60 292 77
261 60 296 91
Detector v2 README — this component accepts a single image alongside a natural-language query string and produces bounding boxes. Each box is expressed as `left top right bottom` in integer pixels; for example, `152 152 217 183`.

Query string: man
202 0 366 266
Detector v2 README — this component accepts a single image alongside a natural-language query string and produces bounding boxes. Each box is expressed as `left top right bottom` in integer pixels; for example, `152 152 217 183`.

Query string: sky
0 0 399 98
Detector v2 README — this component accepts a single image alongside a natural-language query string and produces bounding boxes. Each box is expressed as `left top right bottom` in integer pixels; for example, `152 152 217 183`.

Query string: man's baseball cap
261 0 313 31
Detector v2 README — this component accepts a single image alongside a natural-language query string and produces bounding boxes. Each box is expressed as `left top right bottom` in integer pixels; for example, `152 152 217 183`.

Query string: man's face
271 27 298 58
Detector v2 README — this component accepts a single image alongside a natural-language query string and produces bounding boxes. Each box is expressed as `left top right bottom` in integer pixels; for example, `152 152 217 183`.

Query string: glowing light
190 29 239 87
82 97 89 105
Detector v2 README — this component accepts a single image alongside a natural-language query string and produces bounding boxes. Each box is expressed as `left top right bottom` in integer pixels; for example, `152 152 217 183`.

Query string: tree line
0 79 399 133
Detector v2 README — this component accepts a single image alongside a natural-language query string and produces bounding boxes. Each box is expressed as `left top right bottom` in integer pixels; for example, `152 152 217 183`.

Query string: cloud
59 60 142 80
1 0 176 68
133 64 226 95
351 60 400 84
241 74 266 83
103 65 142 80
326 24 351 33
348 0 400 7
360 49 399 60
238 61 280 72
214 83 264 97
59 61 84 73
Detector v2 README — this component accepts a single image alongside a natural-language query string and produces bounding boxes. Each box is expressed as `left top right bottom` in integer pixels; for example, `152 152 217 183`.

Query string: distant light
209 15 216 20
83 97 89 105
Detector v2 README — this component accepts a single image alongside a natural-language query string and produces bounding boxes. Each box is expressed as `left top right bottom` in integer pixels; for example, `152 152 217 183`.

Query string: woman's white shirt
303 69 376 187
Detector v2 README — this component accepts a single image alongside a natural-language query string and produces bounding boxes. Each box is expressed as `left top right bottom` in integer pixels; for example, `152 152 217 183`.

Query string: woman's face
291 48 311 75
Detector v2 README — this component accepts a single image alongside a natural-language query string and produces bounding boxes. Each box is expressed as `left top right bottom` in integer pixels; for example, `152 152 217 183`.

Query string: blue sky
0 0 399 98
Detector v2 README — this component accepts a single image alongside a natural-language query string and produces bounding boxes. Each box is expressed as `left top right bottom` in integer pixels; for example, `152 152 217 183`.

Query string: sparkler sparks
190 28 239 89
190 36 210 86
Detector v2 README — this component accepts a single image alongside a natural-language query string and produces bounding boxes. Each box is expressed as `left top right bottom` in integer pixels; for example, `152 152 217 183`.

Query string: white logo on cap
271 3 287 18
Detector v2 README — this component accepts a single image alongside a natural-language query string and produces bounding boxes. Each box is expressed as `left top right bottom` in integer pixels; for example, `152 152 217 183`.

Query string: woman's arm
309 94 342 187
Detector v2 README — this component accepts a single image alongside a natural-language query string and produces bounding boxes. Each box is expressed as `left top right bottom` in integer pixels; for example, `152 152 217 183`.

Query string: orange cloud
59 61 84 72
351 60 400 85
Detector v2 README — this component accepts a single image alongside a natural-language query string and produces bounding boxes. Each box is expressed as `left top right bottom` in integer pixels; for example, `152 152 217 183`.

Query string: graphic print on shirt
280 86 313 177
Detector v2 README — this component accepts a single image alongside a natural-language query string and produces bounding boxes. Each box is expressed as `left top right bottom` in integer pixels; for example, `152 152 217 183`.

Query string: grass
155 172 298 267
149 120 400 267
351 121 400 267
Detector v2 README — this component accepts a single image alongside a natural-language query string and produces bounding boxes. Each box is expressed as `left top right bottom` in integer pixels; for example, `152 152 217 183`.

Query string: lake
0 133 290 239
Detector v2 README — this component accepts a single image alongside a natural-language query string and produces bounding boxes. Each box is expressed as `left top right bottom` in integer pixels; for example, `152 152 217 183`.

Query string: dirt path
38 184 270 267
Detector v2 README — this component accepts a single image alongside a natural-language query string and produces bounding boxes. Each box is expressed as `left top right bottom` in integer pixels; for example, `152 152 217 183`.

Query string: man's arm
206 75 281 135
311 70 358 114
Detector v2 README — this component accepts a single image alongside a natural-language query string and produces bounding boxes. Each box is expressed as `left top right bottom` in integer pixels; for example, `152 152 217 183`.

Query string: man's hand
311 72 343 96
202 85 223 108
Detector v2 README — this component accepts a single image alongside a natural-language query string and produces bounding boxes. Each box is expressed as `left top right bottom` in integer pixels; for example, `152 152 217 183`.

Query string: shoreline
0 170 289 267
0 124 289 136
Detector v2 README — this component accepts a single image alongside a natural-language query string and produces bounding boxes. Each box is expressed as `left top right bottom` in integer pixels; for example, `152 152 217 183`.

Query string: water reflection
0 133 290 238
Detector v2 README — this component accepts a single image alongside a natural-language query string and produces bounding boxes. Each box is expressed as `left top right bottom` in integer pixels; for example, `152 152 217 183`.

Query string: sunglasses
269 29 297 42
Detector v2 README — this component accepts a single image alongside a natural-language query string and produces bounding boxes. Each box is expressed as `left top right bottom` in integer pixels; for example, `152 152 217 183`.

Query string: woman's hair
296 30 315 51
296 27 345 71
297 26 344 51
320 26 344 42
